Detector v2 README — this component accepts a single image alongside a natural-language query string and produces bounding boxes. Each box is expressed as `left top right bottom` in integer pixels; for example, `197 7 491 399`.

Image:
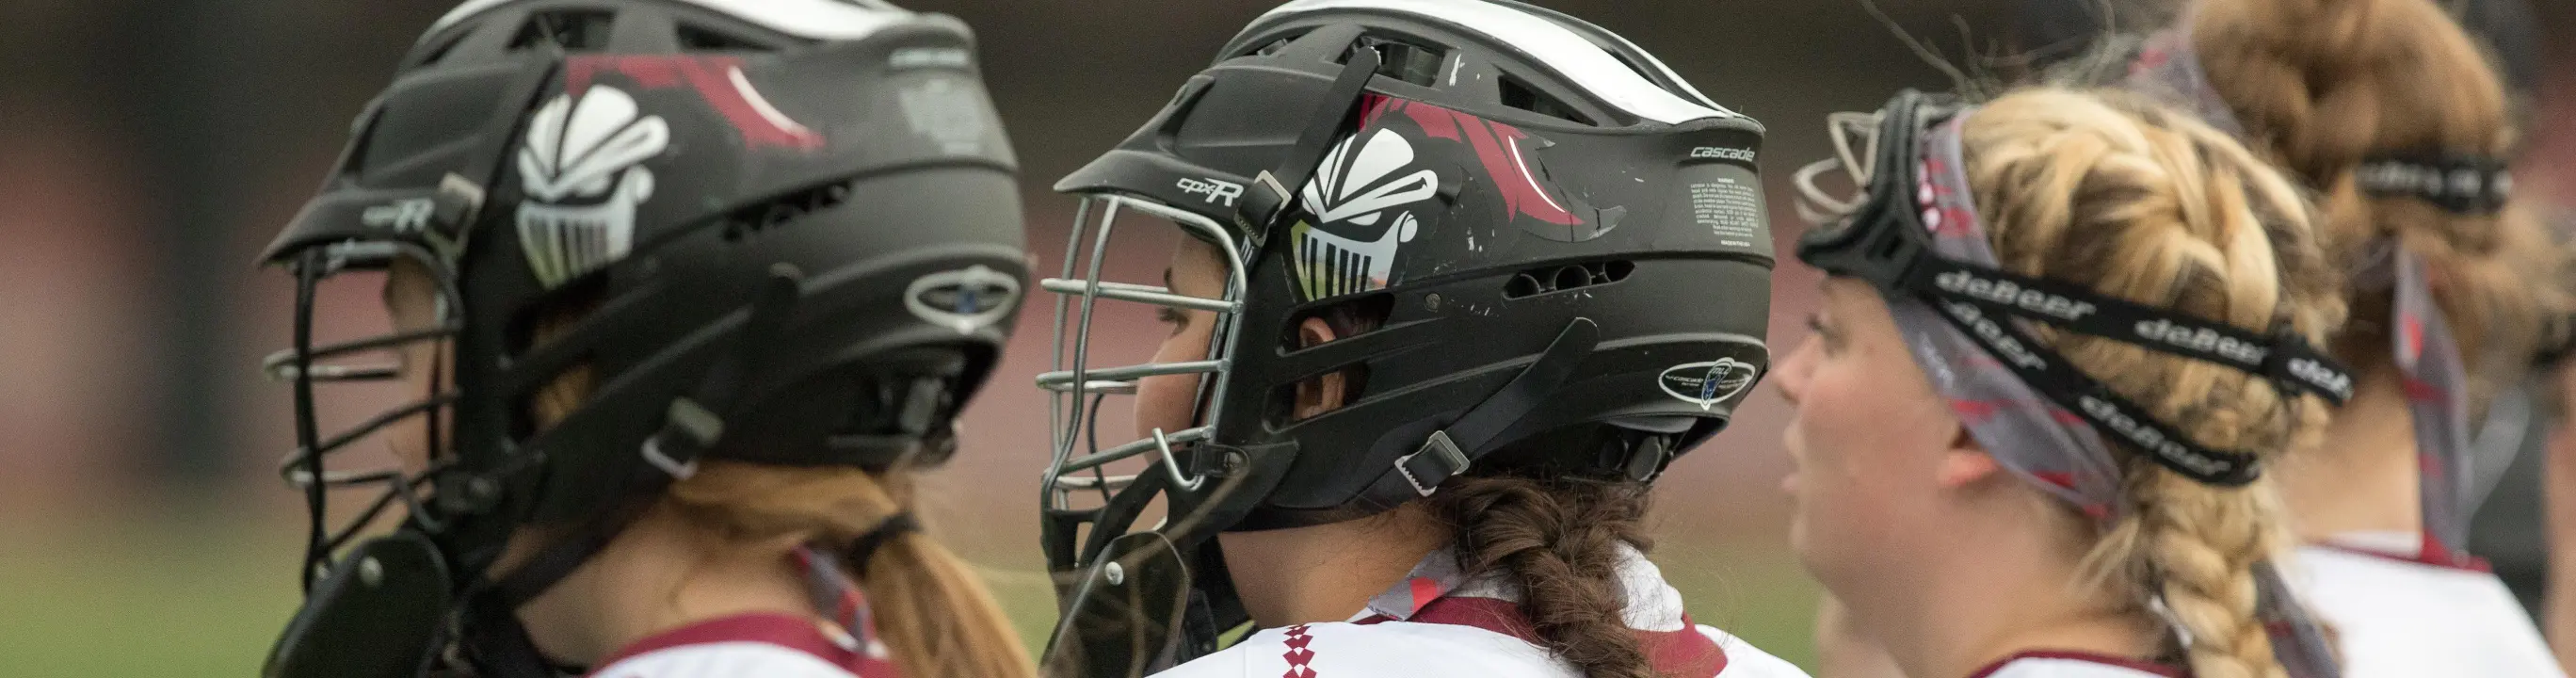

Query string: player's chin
1779 423 1810 499
1784 506 1822 572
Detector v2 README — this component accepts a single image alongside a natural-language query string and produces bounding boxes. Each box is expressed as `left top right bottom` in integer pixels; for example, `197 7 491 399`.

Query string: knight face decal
1659 358 1759 411
1282 95 1606 301
516 84 671 289
1290 127 1441 299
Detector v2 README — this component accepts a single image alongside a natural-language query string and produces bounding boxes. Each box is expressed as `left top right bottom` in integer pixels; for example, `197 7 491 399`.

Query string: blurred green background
3 0 2572 675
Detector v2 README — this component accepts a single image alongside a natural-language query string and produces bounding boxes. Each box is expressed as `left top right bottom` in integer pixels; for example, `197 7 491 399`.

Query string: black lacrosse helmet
1037 1 1772 673
256 1 1023 677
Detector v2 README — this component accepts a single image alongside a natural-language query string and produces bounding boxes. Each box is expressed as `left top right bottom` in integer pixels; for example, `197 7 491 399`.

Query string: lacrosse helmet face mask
1038 1 1772 673
257 2 1023 677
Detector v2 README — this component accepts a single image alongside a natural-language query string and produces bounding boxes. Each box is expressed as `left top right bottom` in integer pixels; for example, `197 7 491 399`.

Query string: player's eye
1156 306 1187 335
1808 313 1845 354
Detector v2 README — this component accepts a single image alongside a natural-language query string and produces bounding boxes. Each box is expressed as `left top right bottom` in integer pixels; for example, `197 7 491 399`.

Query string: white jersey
588 613 894 678
1970 651 2182 678
1156 545 1809 678
2291 533 2564 678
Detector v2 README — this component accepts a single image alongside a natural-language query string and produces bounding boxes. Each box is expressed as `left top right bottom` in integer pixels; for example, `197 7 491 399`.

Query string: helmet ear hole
1277 293 1395 352
1267 293 1395 425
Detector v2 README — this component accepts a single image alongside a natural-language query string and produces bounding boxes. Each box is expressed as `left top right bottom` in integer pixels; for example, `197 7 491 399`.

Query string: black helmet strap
436 54 563 256
466 266 807 672
1394 316 1601 495
1236 44 1383 244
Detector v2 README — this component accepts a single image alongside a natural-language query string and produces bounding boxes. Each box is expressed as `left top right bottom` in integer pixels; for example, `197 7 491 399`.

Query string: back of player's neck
2284 368 2422 541
1888 599 2161 678
1216 505 1448 626
1865 516 2155 678
574 512 817 664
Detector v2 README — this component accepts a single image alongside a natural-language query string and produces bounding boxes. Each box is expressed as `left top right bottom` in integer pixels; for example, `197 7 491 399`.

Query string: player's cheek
1131 373 1197 440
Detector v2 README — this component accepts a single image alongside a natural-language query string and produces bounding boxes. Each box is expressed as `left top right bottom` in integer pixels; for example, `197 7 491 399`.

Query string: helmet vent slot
1503 259 1633 299
677 24 776 52
509 11 615 53
1338 34 1446 87
1498 74 1591 125
721 181 855 243
1241 30 1312 58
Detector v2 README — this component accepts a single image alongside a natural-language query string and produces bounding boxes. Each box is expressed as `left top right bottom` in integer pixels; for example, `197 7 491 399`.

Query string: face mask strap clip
1239 43 1384 246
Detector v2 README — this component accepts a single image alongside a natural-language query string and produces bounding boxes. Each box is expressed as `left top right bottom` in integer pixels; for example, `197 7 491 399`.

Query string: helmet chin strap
1393 316 1601 496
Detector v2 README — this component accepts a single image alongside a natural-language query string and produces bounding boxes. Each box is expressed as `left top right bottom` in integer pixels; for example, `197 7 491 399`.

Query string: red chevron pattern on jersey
1281 624 1317 678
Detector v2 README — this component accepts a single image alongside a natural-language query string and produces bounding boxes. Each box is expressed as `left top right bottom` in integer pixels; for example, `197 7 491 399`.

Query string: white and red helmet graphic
1288 95 1606 300
1292 127 1441 299
515 84 671 288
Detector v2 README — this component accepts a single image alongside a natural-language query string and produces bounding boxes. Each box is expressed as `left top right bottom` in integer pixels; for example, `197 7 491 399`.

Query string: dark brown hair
1298 294 1659 678
1428 474 1656 678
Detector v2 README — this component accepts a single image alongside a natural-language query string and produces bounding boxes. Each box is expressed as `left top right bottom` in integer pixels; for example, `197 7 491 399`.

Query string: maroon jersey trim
588 612 899 677
1961 650 2186 678
1353 596 1730 676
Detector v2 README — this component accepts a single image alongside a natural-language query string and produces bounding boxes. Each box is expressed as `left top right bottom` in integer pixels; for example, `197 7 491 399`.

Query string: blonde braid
1960 88 2343 678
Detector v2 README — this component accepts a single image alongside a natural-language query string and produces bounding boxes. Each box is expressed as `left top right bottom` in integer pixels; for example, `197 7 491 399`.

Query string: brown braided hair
2193 0 2568 403
1426 473 1657 678
1296 288 1662 678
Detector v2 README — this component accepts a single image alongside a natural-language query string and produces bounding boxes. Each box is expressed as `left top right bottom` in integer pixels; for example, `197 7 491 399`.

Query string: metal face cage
268 239 464 591
1037 194 1252 575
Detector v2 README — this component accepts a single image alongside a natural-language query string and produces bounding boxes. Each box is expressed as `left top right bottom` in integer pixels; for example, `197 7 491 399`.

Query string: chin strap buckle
641 397 723 479
1395 430 1470 497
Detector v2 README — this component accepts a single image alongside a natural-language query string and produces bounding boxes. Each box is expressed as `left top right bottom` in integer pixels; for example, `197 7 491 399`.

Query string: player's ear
1934 419 2002 489
1293 317 1345 419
